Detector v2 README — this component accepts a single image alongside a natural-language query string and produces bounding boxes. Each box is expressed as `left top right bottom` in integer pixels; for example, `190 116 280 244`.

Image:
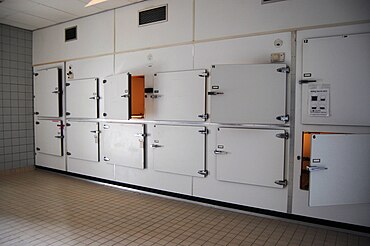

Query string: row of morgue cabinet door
34 63 290 188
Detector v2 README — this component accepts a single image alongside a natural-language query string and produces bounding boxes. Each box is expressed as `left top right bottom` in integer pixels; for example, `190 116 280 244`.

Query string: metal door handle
214 150 227 155
208 91 224 96
306 166 328 172
90 130 101 134
52 90 61 94
150 95 161 99
54 136 64 139
103 157 110 161
89 96 100 100
151 144 163 148
121 94 130 98
135 133 147 137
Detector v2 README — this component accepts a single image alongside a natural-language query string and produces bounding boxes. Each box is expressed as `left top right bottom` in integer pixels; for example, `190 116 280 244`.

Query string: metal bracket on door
198 71 209 78
274 179 288 187
197 170 209 177
276 115 289 123
214 150 227 155
121 94 130 98
198 114 209 120
306 166 328 172
277 66 290 73
276 132 289 139
198 129 208 135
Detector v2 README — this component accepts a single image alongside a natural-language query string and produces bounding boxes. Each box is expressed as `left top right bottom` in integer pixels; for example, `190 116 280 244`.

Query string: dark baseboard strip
35 165 370 234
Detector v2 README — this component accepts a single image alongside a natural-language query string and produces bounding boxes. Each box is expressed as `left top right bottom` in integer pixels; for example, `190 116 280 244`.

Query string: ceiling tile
31 0 101 16
4 12 56 29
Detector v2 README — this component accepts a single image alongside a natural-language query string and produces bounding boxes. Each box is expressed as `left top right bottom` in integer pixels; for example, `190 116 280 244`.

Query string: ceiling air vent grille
139 5 167 26
65 26 77 42
261 0 286 4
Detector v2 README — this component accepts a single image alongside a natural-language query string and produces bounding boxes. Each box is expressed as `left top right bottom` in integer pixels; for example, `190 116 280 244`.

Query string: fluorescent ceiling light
85 0 109 7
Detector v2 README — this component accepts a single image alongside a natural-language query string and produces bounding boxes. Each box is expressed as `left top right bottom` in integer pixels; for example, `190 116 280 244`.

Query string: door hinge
103 80 107 84
66 123 71 126
276 114 289 123
34 112 39 115
198 114 209 120
103 157 110 162
66 83 70 86
198 129 208 135
121 94 130 98
67 152 71 156
34 73 39 76
35 121 40 125
135 133 147 137
276 132 289 139
52 90 62 94
36 147 40 151
66 112 71 116
103 124 110 129
198 71 209 78
208 91 224 96
90 130 101 134
197 170 209 177
274 179 288 187
214 150 228 155
277 66 290 74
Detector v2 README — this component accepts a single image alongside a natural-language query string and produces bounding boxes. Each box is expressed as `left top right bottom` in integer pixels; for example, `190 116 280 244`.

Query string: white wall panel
68 158 114 181
66 55 114 80
195 0 370 41
33 11 114 65
115 0 193 52
35 153 66 171
115 45 194 119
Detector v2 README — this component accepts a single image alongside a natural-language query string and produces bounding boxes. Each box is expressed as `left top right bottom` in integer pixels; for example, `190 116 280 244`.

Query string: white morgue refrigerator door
66 78 98 118
103 73 131 120
152 125 206 177
67 121 99 162
101 123 145 169
210 64 287 124
34 68 61 117
215 128 286 189
152 70 207 122
301 33 370 126
309 134 370 206
35 120 63 156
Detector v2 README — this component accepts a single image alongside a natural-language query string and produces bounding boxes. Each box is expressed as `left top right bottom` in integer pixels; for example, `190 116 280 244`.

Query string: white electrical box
301 33 370 126
210 64 288 124
34 68 62 117
35 120 63 156
152 70 207 122
215 128 286 189
66 78 99 118
102 73 131 120
308 134 370 207
101 123 145 169
152 125 207 177
67 121 99 162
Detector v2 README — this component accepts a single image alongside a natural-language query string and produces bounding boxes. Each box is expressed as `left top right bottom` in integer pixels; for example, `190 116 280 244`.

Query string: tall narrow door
67 121 100 162
152 125 207 177
34 68 62 117
66 78 99 118
35 120 63 156
210 64 287 124
308 134 370 206
102 73 131 120
152 70 207 121
215 128 286 188
101 123 145 169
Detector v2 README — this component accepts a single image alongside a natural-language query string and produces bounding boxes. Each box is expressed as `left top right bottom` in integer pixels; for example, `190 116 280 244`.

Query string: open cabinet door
309 134 370 206
103 73 131 120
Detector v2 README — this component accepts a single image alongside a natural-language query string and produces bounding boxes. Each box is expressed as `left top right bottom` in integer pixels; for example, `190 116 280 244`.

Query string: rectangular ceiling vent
139 5 167 27
261 0 286 4
65 26 77 42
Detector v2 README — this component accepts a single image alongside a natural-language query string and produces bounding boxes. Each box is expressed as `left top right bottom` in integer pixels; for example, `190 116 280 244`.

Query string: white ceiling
0 0 145 30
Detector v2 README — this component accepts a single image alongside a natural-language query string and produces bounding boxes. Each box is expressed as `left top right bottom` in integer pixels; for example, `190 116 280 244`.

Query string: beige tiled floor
0 170 369 246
